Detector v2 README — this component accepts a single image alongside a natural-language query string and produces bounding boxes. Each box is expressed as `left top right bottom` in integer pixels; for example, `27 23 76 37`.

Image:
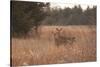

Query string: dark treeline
11 1 96 37
11 1 50 37
42 5 96 25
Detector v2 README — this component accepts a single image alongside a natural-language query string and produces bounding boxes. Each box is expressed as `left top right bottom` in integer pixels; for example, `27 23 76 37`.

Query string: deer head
55 28 62 32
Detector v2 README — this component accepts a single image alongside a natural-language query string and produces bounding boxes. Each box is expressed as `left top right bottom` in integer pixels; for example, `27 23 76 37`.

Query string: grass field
11 25 96 66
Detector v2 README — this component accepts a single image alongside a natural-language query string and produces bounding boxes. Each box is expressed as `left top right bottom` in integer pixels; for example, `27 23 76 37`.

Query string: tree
84 6 96 25
11 1 49 37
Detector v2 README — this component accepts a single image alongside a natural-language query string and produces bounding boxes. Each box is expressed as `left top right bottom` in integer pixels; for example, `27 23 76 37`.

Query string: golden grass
11 25 96 66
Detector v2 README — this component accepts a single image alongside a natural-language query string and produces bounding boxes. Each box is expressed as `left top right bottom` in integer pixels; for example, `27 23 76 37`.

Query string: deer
52 28 62 46
52 27 76 47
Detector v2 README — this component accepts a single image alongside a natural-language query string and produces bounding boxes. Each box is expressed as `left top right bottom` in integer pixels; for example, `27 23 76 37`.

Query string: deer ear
56 28 59 31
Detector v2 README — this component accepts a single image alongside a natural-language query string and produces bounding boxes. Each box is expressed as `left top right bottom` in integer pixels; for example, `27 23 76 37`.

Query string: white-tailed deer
52 27 76 47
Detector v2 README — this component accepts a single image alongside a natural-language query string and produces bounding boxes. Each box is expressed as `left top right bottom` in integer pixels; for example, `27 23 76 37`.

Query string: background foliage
11 1 96 37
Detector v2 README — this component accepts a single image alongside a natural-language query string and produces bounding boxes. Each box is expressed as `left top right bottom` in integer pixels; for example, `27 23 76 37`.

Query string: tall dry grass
11 25 96 66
